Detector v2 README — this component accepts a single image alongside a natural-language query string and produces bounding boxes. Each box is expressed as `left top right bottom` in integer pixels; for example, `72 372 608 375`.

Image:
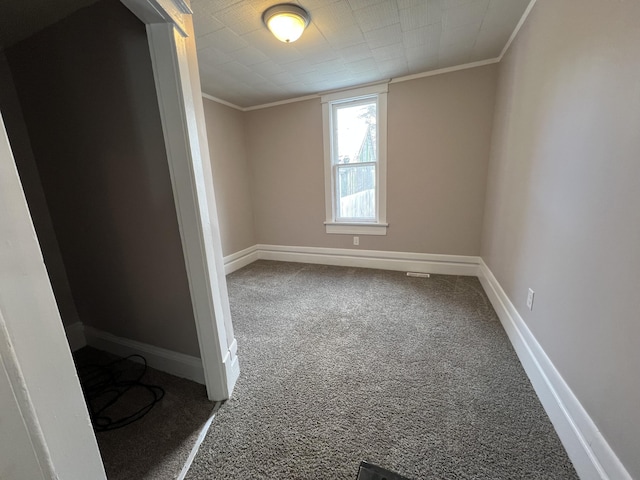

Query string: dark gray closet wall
4 0 199 357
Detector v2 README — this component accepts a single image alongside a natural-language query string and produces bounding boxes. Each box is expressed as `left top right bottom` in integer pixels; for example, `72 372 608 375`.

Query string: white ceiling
192 0 532 108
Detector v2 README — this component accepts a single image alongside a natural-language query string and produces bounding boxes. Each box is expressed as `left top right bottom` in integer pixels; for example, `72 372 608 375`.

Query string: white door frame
121 0 239 401
0 0 237 476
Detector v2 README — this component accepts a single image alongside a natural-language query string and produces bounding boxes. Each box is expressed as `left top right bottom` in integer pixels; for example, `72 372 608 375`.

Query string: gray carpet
74 347 215 480
186 261 578 479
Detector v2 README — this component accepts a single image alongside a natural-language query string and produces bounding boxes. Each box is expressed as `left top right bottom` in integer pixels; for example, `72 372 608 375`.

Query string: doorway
0 0 237 477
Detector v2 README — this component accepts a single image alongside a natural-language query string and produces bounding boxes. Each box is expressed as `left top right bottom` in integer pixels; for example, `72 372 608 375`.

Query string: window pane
337 164 376 219
335 101 377 165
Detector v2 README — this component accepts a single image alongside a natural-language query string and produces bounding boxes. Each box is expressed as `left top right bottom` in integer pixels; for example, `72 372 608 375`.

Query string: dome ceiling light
262 4 310 43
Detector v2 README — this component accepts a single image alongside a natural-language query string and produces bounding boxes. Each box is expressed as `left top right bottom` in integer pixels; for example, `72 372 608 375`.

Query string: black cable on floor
78 354 165 432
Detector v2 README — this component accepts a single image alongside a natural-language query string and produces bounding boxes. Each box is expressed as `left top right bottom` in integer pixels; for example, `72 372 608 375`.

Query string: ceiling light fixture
262 4 310 43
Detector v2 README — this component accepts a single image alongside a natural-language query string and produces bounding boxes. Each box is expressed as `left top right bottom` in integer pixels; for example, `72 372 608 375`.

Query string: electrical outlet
353 236 359 246
526 288 535 311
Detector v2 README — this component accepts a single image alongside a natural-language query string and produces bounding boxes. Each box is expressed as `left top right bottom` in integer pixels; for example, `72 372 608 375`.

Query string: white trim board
258 245 479 276
83 326 205 385
477 260 631 480
223 244 480 276
142 15 238 401
223 245 260 275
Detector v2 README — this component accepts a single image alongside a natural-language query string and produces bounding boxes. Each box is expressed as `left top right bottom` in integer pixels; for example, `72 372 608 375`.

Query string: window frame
321 84 388 236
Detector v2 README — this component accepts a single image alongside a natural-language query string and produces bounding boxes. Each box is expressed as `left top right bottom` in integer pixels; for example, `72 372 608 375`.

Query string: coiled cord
78 354 165 432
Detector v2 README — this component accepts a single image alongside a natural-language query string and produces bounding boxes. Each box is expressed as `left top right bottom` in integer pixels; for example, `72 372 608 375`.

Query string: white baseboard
477 260 631 480
223 244 480 276
64 322 87 352
224 245 259 274
83 326 205 384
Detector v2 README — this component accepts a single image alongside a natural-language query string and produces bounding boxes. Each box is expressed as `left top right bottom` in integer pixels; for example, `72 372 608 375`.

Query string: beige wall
246 99 327 248
0 53 80 328
481 0 640 476
386 66 497 255
245 65 498 255
203 98 256 256
5 0 200 357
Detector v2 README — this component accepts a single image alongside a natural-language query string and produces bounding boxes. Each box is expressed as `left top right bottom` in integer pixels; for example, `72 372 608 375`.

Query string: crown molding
389 58 500 85
201 93 244 111
499 0 538 61
203 58 500 112
243 93 319 111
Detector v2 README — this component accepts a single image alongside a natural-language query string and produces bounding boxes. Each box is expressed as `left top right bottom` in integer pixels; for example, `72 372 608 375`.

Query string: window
322 84 388 235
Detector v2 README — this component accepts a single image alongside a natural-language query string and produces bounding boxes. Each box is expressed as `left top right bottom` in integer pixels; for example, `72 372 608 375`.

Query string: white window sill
324 222 388 235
